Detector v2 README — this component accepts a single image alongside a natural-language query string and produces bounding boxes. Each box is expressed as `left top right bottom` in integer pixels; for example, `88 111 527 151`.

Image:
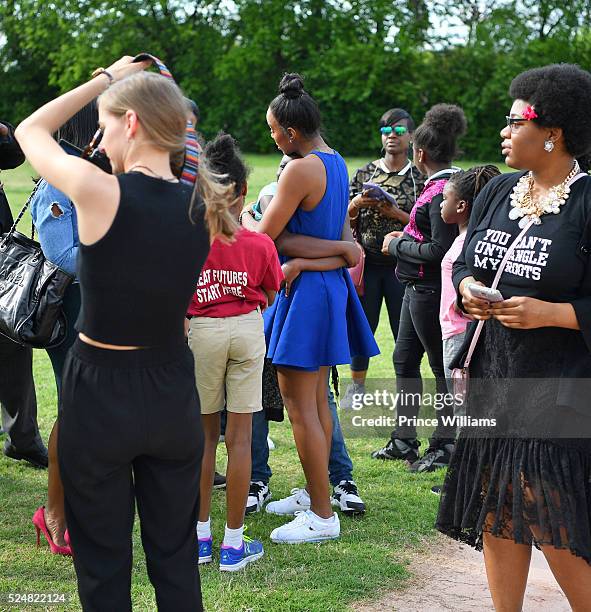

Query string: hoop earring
544 140 555 152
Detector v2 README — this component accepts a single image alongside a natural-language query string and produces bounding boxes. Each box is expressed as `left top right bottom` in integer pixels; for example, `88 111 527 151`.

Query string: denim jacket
30 179 79 277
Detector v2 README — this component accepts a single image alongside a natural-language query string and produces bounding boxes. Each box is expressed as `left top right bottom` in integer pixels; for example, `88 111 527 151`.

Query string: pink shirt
440 233 471 339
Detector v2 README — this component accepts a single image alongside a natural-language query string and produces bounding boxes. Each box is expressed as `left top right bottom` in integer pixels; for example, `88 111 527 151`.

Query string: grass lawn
0 154 502 611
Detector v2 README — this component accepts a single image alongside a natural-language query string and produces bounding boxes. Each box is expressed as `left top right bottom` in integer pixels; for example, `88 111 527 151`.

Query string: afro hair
509 64 591 163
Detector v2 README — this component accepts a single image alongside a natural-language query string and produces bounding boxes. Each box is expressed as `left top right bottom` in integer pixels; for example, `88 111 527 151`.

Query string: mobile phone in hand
467 283 504 302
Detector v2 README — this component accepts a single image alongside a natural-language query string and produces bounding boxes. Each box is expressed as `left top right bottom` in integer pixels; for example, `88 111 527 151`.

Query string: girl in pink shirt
440 165 501 389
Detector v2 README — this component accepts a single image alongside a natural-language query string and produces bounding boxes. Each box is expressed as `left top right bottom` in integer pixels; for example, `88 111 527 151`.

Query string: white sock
197 517 211 540
223 524 244 549
309 510 335 525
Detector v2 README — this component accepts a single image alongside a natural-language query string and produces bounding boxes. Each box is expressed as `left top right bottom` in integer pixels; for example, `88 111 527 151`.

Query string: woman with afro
437 63 591 609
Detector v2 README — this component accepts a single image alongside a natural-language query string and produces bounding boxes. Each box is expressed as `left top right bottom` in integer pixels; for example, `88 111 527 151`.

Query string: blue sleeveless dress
264 150 380 370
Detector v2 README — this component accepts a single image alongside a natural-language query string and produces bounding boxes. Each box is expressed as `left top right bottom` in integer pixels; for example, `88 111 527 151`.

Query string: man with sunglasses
0 121 48 468
341 108 425 408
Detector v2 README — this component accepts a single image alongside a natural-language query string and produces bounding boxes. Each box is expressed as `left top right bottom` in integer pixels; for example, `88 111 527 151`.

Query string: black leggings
59 340 204 612
391 285 455 446
351 261 405 372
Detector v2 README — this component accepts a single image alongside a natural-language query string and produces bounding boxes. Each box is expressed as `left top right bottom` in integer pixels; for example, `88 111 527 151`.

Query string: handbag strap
133 53 200 186
462 170 588 369
1 180 42 246
462 219 534 369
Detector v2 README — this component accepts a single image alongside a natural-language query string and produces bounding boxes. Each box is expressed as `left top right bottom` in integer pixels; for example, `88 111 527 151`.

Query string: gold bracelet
91 67 114 86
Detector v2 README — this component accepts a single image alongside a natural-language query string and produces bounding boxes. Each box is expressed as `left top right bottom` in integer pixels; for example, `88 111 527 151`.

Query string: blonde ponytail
192 162 238 243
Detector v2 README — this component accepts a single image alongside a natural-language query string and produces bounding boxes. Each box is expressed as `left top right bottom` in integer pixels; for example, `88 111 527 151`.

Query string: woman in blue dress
242 73 378 543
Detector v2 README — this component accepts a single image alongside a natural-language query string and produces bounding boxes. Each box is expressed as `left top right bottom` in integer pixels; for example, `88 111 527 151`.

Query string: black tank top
76 173 210 346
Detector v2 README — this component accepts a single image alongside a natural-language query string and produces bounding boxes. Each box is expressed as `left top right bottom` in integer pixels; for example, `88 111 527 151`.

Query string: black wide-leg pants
59 339 204 612
0 334 44 453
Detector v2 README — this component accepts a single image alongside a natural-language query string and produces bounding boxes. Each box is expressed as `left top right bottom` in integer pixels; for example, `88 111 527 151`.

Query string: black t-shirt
454 172 591 310
452 172 591 415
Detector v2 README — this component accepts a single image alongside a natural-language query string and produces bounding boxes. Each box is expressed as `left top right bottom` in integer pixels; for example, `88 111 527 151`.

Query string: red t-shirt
187 228 283 318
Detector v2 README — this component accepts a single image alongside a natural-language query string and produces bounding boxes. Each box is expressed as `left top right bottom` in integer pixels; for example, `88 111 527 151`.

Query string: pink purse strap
462 171 588 369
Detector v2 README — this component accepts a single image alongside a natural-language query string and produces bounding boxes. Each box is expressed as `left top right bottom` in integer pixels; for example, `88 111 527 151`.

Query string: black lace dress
435 172 591 564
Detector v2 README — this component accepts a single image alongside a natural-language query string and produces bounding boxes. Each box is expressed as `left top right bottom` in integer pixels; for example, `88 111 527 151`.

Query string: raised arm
15 57 150 244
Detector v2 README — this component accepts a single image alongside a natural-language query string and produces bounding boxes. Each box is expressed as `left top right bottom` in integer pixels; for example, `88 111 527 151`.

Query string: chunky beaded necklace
509 161 580 228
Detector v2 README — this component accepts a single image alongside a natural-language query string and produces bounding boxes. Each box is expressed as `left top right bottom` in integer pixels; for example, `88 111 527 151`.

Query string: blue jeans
251 380 354 486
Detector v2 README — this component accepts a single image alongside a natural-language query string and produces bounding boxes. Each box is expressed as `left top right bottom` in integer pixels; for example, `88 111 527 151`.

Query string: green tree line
1 0 590 159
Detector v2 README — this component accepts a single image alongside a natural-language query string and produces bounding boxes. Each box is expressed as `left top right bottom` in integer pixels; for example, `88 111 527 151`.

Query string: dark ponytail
203 132 249 197
55 100 98 149
414 103 467 164
268 73 321 138
448 164 501 206
195 132 249 242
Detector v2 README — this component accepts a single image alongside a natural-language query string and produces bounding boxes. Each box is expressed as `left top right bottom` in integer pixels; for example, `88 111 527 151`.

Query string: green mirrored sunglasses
380 125 408 136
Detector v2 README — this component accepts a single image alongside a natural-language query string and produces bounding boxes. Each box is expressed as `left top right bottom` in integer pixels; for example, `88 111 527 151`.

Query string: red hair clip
522 105 538 120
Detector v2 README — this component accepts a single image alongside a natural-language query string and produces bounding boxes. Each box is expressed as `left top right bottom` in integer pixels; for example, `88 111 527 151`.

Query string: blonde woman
16 57 232 611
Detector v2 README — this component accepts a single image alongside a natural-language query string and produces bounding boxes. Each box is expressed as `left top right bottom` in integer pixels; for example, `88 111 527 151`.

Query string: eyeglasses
380 125 408 137
505 116 527 134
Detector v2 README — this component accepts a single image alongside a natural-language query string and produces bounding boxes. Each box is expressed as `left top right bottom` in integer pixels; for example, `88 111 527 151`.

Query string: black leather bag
0 185 74 348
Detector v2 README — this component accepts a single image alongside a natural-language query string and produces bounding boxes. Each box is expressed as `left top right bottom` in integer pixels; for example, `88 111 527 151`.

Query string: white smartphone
467 283 504 302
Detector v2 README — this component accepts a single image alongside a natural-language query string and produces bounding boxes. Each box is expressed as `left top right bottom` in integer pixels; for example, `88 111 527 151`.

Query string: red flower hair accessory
522 105 538 120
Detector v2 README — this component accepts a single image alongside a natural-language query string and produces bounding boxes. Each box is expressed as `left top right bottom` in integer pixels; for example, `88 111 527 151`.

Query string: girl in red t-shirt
187 134 283 571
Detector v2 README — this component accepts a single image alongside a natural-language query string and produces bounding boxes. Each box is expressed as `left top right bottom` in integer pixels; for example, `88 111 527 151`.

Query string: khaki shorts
188 309 265 414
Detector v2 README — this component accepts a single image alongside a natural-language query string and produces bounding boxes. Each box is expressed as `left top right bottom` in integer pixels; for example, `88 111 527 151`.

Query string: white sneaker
265 488 310 516
270 510 340 544
245 481 271 514
267 436 275 450
339 382 366 410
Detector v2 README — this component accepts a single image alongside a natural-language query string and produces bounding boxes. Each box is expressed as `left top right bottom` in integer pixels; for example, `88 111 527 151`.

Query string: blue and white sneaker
219 536 264 572
198 537 213 564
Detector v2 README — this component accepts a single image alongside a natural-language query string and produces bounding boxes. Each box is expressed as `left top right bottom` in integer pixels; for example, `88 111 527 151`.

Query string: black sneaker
371 438 420 463
3 443 48 469
430 486 442 496
245 481 271 514
331 480 366 515
408 444 455 474
213 472 227 489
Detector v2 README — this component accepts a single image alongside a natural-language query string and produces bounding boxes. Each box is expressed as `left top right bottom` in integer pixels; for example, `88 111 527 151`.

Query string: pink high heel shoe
32 507 72 556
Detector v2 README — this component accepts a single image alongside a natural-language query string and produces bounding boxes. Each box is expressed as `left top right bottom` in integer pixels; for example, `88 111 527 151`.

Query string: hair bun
279 73 305 99
423 103 467 138
204 132 238 171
